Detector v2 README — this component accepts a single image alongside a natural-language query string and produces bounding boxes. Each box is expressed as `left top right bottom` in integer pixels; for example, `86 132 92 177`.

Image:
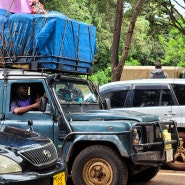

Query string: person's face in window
16 85 29 98
66 83 73 90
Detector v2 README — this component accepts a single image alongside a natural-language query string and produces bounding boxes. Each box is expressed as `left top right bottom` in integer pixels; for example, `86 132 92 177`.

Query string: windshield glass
55 78 98 103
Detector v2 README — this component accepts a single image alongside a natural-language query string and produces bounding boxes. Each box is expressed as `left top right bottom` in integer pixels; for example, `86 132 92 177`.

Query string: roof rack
0 60 93 76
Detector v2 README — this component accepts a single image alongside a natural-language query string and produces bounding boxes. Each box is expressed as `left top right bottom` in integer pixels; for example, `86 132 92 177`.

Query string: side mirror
103 98 111 110
39 97 48 112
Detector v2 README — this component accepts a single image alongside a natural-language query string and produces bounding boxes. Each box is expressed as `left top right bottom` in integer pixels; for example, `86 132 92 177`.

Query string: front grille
18 141 58 168
132 120 179 153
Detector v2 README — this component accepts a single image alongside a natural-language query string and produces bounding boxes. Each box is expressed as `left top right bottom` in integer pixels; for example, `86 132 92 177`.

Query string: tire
166 132 185 170
129 167 160 182
72 145 128 185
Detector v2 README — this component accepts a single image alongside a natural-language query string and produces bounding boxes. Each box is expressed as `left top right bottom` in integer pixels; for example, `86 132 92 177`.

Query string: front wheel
72 145 128 185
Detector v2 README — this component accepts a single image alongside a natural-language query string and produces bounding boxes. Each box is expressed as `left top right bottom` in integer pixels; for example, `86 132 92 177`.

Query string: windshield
55 78 98 103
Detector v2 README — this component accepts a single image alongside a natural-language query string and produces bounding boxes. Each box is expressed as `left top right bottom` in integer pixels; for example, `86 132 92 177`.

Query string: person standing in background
150 61 168 79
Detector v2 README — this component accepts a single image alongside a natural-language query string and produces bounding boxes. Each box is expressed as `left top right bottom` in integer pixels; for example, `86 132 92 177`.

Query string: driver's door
2 79 60 149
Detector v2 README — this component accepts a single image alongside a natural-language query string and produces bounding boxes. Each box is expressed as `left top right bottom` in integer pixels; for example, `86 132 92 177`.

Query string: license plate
166 148 173 162
53 172 66 185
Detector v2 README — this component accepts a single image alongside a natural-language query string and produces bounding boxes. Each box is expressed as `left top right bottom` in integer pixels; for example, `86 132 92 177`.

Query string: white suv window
132 89 174 107
172 84 185 105
133 90 159 107
101 90 128 108
161 89 174 106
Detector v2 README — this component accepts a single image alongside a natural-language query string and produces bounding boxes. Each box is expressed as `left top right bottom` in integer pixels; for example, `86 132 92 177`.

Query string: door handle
165 111 176 116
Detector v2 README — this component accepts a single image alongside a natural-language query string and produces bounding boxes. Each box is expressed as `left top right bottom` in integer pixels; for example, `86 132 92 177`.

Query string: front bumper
131 150 174 166
0 160 66 185
131 120 179 166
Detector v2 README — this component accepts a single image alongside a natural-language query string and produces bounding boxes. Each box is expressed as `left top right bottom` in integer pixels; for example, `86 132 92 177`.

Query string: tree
157 0 185 34
111 0 145 81
111 0 124 82
159 27 185 66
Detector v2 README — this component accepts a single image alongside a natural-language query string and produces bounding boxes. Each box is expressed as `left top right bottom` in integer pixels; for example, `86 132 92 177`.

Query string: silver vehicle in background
99 78 185 171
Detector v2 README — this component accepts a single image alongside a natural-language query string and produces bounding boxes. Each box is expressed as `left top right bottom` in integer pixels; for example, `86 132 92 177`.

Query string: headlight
133 128 140 144
133 128 143 151
0 155 22 174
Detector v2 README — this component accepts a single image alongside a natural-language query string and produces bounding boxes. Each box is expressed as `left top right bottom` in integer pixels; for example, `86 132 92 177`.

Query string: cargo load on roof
0 9 96 74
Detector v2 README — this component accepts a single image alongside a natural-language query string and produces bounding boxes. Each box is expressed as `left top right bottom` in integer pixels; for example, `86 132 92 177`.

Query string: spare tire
167 132 185 170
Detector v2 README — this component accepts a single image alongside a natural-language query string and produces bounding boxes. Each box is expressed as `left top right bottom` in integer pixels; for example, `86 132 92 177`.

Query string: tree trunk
111 0 124 70
111 0 145 82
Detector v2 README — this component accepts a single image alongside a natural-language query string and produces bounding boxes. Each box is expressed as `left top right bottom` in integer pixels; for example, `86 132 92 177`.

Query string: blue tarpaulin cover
0 9 96 74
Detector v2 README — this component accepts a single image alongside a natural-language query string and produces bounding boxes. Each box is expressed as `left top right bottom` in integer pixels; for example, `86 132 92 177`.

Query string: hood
66 110 159 122
0 125 58 171
0 125 50 149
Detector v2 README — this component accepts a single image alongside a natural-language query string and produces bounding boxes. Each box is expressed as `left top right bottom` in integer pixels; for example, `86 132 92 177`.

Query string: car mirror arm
103 98 111 110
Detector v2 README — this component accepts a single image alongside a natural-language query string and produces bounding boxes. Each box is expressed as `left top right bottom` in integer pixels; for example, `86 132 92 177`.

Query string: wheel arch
67 140 129 175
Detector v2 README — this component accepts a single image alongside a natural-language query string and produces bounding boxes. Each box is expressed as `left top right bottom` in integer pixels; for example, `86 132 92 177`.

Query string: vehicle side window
172 84 185 105
10 82 45 112
133 90 160 107
161 89 174 106
133 89 174 107
102 90 128 108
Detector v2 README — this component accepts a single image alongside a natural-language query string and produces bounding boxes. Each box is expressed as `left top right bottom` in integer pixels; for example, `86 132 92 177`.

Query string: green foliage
89 66 111 85
42 0 62 12
159 27 185 67
125 58 140 66
127 17 155 65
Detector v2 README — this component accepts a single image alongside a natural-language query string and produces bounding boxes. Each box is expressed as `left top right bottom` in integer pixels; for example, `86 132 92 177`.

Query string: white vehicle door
124 84 182 127
171 83 185 128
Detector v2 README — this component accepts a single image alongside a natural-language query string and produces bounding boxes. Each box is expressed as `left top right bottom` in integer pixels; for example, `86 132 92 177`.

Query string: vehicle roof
0 68 89 82
0 68 46 80
100 78 185 91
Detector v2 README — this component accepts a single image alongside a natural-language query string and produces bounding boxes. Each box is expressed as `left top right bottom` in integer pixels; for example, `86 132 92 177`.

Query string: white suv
99 78 185 170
